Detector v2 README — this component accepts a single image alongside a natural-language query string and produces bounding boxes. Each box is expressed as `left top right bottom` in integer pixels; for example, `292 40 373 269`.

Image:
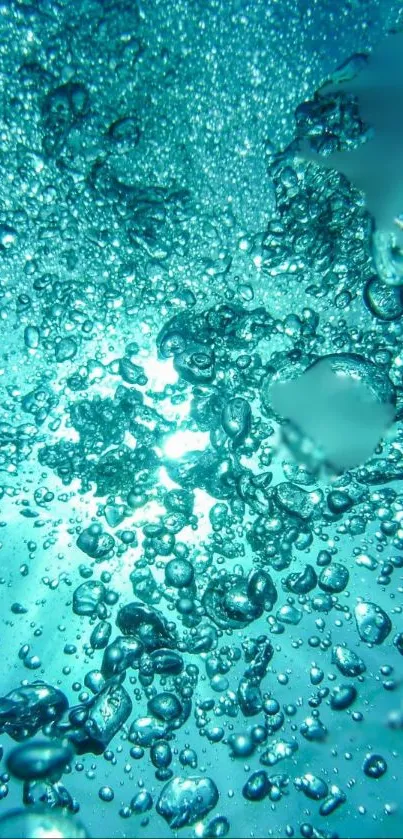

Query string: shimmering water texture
0 1 402 838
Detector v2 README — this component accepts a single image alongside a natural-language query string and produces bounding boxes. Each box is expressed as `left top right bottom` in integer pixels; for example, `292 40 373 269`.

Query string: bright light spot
138 416 157 431
140 354 178 389
139 354 192 421
130 499 165 525
124 431 137 448
193 487 214 520
53 425 80 443
158 466 179 489
163 429 210 459
310 490 322 505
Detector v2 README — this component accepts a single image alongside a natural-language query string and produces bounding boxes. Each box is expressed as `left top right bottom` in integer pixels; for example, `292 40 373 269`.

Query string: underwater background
0 0 402 837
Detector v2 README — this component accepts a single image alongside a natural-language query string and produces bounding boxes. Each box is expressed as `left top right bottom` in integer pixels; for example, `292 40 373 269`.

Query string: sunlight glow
130 498 165 525
158 466 179 489
140 354 178 389
163 429 210 459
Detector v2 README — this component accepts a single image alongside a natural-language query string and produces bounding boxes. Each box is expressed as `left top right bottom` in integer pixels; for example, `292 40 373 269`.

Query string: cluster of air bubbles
0 2 402 839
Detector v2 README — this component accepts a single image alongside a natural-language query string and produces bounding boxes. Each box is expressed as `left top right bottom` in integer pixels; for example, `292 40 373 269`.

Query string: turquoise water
0 1 402 837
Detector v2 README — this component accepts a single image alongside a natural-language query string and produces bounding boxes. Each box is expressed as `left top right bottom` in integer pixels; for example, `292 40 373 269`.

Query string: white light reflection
158 466 178 489
140 354 178 389
163 429 210 459
130 498 165 525
139 353 192 423
52 425 80 443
